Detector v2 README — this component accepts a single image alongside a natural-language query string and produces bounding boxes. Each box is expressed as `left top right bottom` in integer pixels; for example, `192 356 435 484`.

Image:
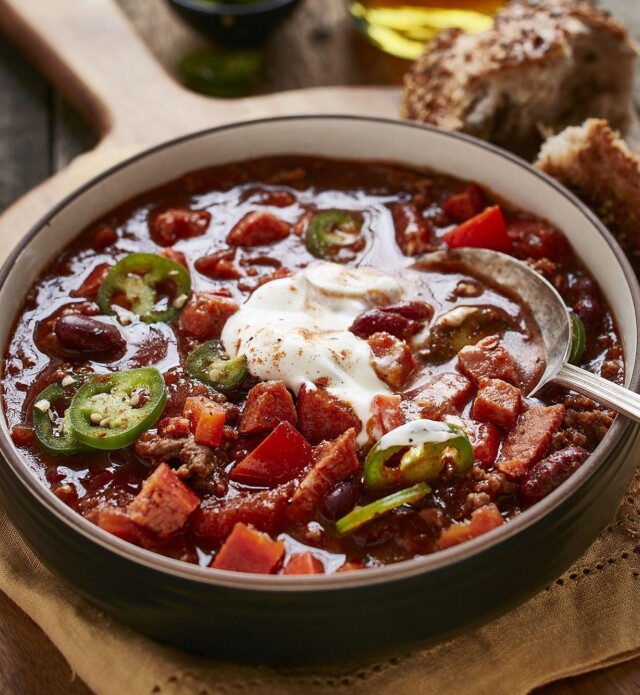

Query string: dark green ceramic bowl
166 0 302 47
1 117 638 665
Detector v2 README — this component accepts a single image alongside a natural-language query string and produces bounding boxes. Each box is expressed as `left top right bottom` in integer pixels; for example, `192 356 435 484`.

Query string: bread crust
401 0 638 159
536 118 640 273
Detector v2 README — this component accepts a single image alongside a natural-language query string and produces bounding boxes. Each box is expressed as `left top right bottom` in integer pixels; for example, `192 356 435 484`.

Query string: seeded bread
535 118 640 273
401 0 638 159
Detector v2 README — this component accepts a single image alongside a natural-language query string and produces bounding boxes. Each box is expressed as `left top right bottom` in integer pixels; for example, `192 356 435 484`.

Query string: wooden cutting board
0 0 400 257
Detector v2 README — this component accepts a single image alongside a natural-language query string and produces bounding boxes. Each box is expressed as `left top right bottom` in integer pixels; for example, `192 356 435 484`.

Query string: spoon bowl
421 247 640 422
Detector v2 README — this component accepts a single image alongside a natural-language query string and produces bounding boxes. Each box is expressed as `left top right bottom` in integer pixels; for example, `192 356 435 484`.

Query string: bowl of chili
0 116 638 664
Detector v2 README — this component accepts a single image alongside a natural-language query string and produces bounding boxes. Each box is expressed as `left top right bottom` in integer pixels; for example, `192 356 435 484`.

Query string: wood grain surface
0 1 639 693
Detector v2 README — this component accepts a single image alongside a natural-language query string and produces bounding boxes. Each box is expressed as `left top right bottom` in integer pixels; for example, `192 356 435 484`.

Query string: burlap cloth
0 466 638 695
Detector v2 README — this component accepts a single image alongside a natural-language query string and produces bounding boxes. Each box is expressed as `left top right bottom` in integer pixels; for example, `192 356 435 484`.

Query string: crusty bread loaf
401 0 638 159
535 118 640 273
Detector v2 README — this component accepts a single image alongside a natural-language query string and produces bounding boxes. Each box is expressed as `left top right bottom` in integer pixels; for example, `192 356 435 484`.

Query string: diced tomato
471 378 523 429
10 425 34 447
151 208 211 246
367 393 404 441
239 380 298 434
183 396 226 447
127 463 200 537
195 249 242 280
497 404 565 478
211 522 284 574
443 205 511 253
227 211 291 247
443 184 486 223
70 263 111 299
436 503 504 550
449 416 502 467
230 421 312 487
256 190 296 208
157 416 191 439
158 248 188 268
282 552 324 575
178 292 238 340
256 266 293 287
91 226 118 249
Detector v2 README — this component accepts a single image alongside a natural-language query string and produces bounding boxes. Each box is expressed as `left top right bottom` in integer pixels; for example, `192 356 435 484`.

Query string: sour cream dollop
221 263 403 443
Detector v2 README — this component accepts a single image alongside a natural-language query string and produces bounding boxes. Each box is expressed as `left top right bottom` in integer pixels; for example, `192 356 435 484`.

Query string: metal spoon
417 247 640 423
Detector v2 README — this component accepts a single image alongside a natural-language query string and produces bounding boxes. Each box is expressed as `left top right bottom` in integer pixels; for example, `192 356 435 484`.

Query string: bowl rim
1 114 639 592
167 0 300 17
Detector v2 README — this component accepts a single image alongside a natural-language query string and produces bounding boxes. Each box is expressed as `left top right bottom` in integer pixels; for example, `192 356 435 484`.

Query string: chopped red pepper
211 522 284 574
183 396 226 447
443 205 511 253
230 421 312 488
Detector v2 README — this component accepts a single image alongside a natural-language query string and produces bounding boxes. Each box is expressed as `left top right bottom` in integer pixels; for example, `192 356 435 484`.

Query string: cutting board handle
0 0 209 145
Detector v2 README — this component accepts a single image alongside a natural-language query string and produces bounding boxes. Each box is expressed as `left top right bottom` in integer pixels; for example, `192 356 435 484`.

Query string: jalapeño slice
186 340 248 392
335 483 430 536
33 382 92 456
97 253 191 323
569 312 586 365
364 419 473 491
305 211 363 261
69 367 166 450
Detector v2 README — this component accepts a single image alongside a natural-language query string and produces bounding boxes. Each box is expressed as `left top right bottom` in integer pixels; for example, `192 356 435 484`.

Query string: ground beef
134 433 229 496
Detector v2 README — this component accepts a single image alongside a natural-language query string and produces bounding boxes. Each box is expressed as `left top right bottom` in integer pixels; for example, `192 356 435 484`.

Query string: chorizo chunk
471 378 522 429
497 405 565 478
414 372 474 420
151 208 210 246
296 383 361 444
127 463 200 537
227 211 290 247
191 482 295 544
457 336 520 386
239 380 297 434
368 331 417 389
288 428 360 522
178 292 238 340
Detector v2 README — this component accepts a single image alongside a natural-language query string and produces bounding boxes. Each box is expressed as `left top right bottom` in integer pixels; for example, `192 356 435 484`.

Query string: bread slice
401 0 638 159
535 118 640 273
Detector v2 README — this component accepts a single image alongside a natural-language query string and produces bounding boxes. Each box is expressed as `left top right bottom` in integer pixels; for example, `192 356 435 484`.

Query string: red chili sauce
2 156 623 575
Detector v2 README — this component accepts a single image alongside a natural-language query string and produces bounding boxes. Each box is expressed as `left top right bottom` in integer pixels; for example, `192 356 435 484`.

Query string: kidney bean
520 446 589 505
321 480 361 521
350 308 417 340
380 300 433 321
573 296 603 328
55 314 126 356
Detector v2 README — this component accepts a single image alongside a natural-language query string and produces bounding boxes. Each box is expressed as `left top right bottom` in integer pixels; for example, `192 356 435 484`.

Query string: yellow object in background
348 0 508 59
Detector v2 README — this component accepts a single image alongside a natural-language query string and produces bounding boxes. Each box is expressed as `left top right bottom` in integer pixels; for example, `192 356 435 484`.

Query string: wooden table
0 1 639 692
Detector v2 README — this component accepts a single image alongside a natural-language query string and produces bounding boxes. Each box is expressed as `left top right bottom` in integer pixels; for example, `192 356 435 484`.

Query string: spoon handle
555 363 640 424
